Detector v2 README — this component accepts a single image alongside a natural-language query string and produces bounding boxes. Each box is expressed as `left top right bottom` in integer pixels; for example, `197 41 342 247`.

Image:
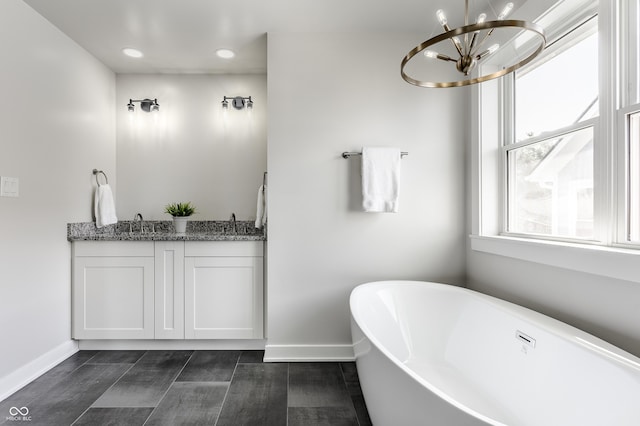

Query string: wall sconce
222 96 253 110
127 98 160 112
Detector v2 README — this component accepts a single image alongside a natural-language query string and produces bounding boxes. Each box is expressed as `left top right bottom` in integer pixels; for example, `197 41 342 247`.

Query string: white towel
255 184 267 229
361 147 401 213
94 184 118 228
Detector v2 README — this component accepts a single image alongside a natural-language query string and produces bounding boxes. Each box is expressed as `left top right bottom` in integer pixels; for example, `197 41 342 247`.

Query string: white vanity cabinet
71 240 264 340
184 242 264 339
72 241 155 339
154 242 185 339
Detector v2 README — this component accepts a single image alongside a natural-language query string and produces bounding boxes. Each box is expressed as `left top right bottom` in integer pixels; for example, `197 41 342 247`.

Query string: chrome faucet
133 213 145 233
229 213 237 234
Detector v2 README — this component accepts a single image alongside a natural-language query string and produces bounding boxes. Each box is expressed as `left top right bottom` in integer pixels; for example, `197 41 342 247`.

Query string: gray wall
0 0 115 396
266 32 468 359
467 251 640 357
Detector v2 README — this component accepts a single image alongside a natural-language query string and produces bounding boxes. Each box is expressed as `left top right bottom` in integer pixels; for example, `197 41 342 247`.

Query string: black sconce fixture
222 96 253 110
127 98 159 112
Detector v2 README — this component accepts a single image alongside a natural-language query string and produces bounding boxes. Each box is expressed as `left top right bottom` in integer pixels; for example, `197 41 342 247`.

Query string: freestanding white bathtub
350 281 640 426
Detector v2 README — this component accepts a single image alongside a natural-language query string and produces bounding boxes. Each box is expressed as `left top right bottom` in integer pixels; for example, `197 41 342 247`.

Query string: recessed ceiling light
216 48 236 59
122 48 144 58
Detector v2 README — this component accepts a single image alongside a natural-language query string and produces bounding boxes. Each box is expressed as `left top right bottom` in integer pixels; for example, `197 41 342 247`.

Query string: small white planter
173 217 188 234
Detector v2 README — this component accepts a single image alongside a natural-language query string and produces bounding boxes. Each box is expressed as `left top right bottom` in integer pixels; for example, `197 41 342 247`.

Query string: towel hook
92 169 108 186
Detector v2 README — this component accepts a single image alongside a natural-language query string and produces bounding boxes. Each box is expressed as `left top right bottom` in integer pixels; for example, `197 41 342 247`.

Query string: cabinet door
154 242 185 339
73 257 154 339
184 256 264 339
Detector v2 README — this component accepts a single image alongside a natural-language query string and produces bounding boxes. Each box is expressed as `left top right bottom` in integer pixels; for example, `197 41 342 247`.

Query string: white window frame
470 0 640 284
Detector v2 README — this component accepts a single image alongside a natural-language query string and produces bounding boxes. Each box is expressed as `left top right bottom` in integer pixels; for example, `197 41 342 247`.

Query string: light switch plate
0 176 19 197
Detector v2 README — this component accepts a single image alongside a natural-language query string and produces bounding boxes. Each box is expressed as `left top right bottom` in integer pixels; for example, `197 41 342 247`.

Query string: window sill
470 235 640 283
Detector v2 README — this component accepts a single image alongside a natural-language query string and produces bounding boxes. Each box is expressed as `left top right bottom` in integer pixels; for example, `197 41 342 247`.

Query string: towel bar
92 169 109 186
342 151 408 159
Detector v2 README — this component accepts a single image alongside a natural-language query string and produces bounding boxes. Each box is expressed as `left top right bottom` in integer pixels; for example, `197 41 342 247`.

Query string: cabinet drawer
73 241 154 257
185 241 263 257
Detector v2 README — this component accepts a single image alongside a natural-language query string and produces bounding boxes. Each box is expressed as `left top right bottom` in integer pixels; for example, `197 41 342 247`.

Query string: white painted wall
0 0 115 398
116 74 267 221
467 252 640 356
266 32 468 360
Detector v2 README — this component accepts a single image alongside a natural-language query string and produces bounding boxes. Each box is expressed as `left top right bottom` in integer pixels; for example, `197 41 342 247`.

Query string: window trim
617 103 640 246
470 234 640 283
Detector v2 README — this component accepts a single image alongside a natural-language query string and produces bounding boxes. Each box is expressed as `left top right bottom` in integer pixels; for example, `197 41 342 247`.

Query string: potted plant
164 202 196 234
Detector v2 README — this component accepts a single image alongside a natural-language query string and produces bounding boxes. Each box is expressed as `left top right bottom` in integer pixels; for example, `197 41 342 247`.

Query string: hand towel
94 184 118 228
255 184 267 229
362 147 401 213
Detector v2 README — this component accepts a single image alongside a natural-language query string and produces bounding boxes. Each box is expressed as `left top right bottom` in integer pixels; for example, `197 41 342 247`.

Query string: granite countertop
67 220 266 242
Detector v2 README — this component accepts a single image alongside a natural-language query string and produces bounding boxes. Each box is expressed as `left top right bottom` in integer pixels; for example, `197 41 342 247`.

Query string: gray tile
72 407 153 426
145 382 228 425
0 351 99 415
339 362 360 389
340 362 372 426
87 350 146 364
216 363 288 426
349 394 372 426
288 407 359 426
288 363 354 408
0 363 130 426
238 350 264 363
176 350 240 382
92 350 193 408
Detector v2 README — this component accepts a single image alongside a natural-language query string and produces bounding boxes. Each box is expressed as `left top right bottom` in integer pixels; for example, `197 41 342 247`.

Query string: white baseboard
264 344 355 362
0 340 78 402
78 339 266 351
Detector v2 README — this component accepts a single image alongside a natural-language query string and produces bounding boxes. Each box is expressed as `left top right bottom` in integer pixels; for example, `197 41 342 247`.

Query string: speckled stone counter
67 220 265 241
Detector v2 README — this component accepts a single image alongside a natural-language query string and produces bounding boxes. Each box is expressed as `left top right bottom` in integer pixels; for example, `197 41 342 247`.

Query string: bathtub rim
349 280 640 425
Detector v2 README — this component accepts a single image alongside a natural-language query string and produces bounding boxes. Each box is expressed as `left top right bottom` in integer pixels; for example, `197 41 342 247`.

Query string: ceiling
22 0 525 74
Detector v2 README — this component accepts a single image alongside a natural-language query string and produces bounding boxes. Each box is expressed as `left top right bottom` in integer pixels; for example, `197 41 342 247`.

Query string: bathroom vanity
68 221 265 341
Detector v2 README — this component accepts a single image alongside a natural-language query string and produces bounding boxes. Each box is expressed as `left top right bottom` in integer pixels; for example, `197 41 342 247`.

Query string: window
508 127 594 238
471 0 640 281
506 19 598 240
514 32 599 142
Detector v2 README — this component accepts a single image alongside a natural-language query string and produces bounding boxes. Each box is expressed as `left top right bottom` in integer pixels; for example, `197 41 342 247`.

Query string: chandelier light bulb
488 44 500 54
424 50 439 59
436 9 447 27
477 13 487 24
498 2 514 20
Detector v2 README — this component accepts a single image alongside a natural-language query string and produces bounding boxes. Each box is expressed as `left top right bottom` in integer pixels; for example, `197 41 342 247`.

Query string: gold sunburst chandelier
401 0 546 88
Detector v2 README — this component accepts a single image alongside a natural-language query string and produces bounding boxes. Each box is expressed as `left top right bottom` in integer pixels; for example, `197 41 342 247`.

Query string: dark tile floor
0 350 372 426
